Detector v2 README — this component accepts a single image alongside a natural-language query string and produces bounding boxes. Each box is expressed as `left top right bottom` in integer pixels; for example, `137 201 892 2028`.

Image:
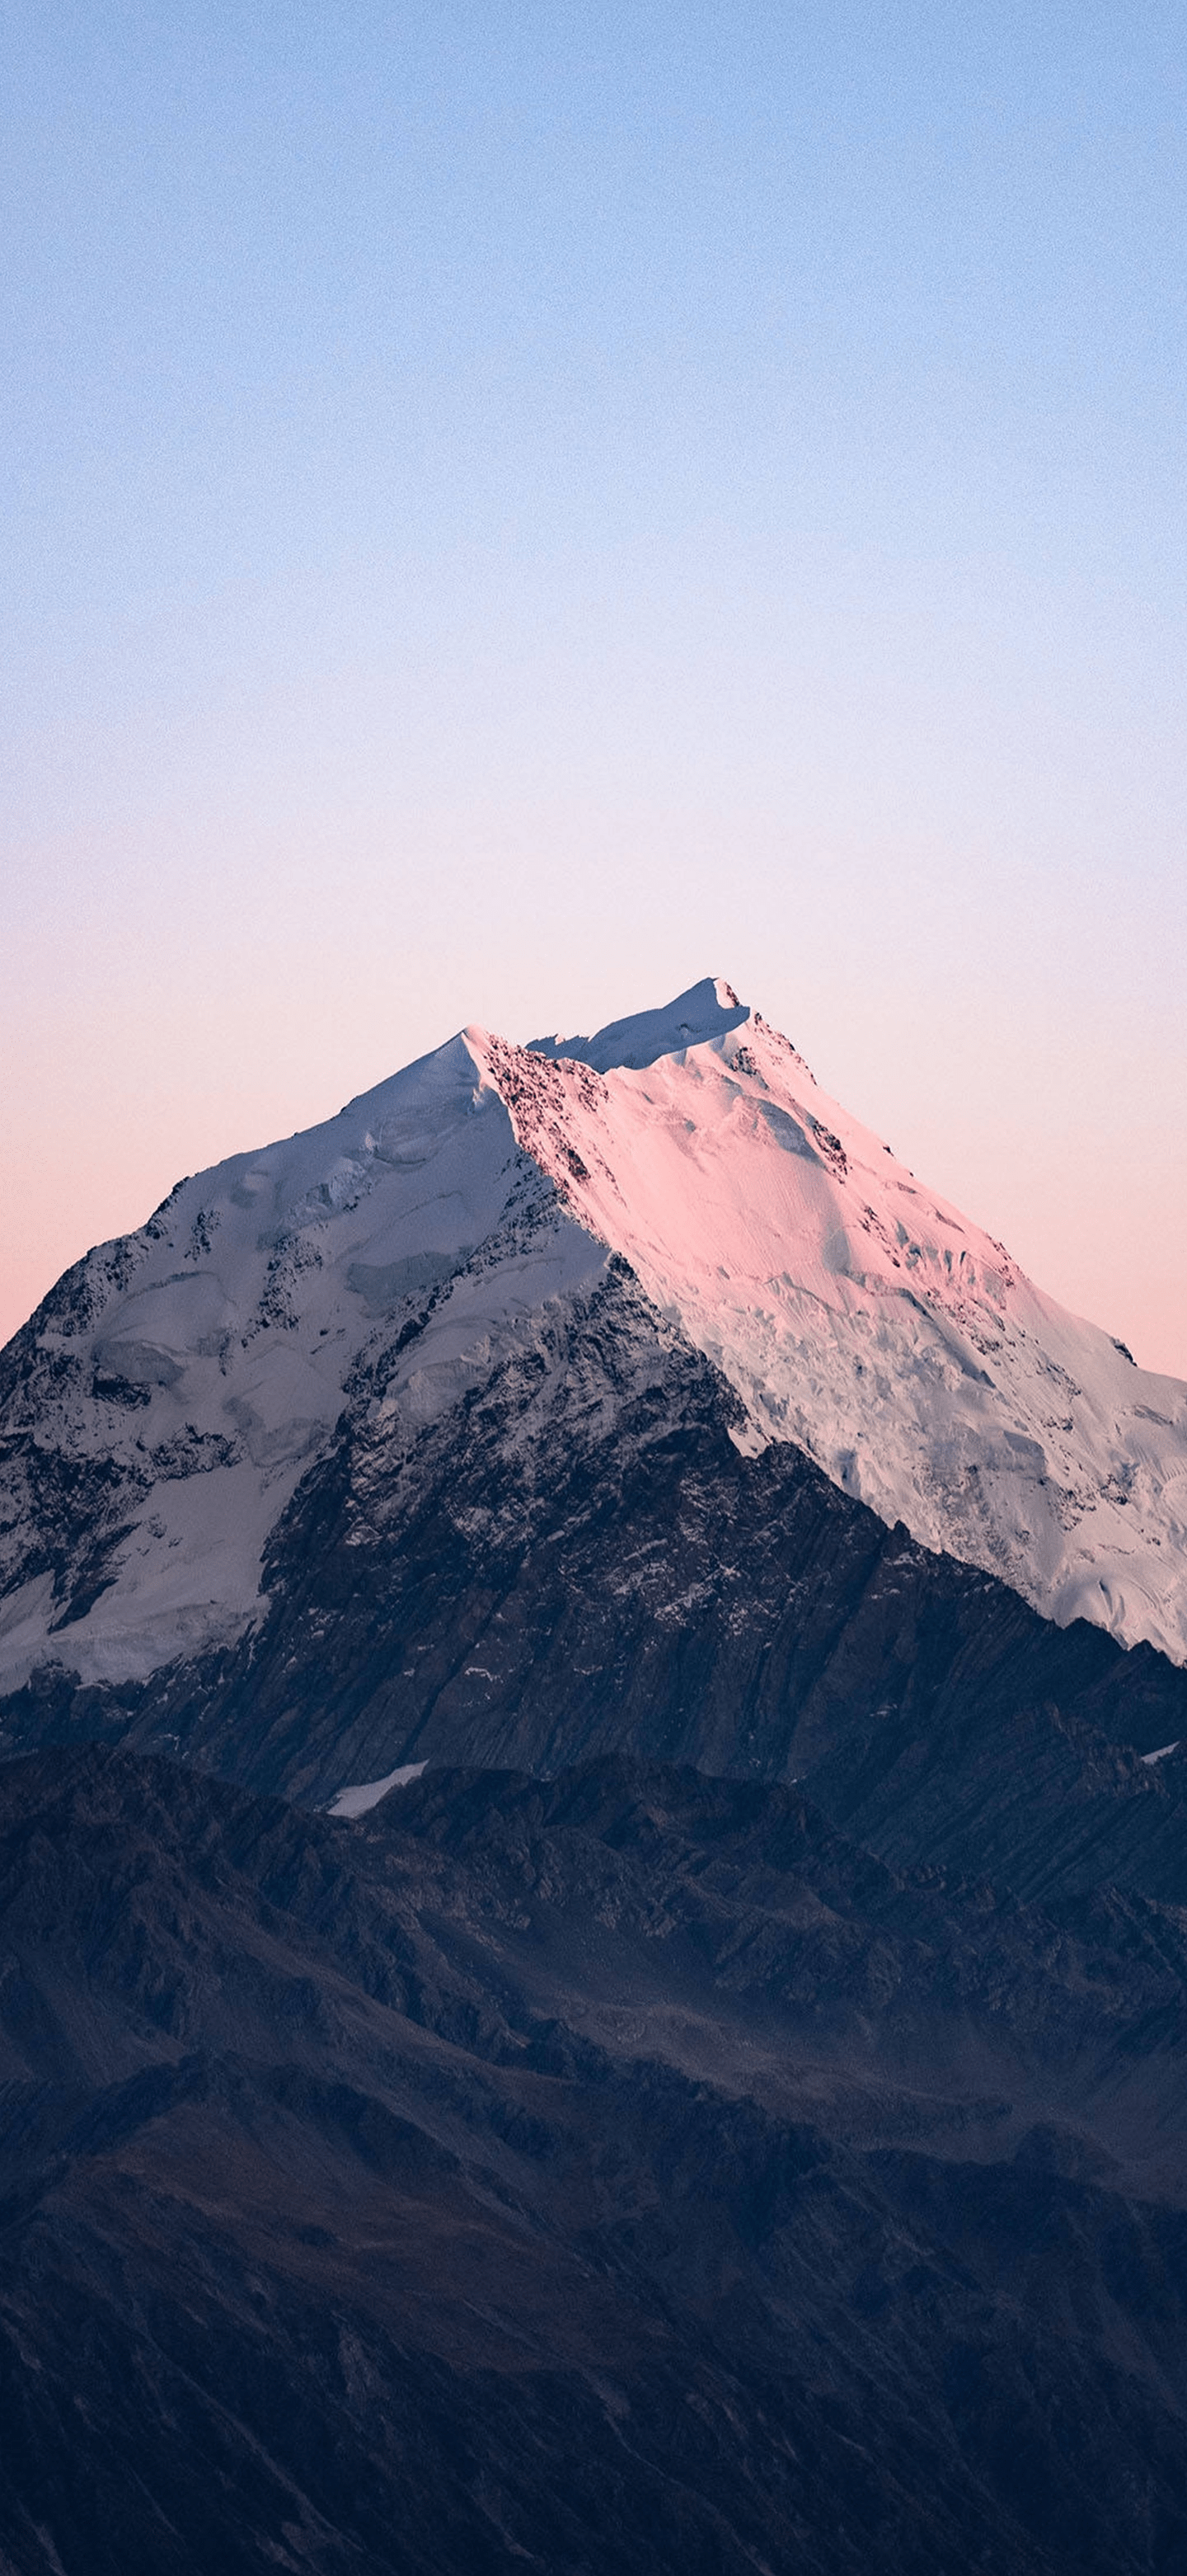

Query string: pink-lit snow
2 978 1184 1695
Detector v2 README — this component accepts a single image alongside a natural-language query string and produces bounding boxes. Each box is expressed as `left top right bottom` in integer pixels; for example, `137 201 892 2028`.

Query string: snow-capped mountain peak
1 979 1185 1711
527 974 750 1072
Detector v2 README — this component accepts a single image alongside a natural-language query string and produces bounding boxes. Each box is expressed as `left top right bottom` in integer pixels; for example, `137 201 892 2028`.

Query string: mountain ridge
2 1738 1187 2574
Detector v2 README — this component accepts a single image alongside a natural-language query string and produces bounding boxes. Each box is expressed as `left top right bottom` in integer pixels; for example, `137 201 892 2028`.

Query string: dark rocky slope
2 1746 1187 2574
4 1272 1186 1822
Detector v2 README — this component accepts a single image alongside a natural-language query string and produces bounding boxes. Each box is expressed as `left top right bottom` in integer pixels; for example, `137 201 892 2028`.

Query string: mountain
1 978 1185 1808
3 1742 1187 2576
4 986 1187 2575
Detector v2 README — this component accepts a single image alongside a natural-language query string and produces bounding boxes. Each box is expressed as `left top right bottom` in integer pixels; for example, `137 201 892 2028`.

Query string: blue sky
2 2 1185 1367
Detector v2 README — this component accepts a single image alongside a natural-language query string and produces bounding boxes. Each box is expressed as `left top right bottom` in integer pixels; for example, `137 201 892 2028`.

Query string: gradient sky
2 1 1185 1375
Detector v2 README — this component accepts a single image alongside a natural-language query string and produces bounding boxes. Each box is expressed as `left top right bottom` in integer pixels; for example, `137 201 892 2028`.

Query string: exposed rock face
4 1254 1187 1812
2 1744 1187 2576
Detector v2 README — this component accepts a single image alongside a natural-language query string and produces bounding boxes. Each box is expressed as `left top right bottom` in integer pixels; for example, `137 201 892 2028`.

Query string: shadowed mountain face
2 1746 1187 2576
4 1267 1187 1850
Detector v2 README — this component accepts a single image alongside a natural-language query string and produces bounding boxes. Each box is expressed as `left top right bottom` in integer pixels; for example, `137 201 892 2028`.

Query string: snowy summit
1 975 1185 1705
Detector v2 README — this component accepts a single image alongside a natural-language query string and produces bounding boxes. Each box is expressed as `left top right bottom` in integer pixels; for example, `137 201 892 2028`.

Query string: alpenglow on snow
1 975 1185 1707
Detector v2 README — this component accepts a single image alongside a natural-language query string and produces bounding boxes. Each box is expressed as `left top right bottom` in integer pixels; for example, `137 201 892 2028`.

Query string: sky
2 0 1185 1376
